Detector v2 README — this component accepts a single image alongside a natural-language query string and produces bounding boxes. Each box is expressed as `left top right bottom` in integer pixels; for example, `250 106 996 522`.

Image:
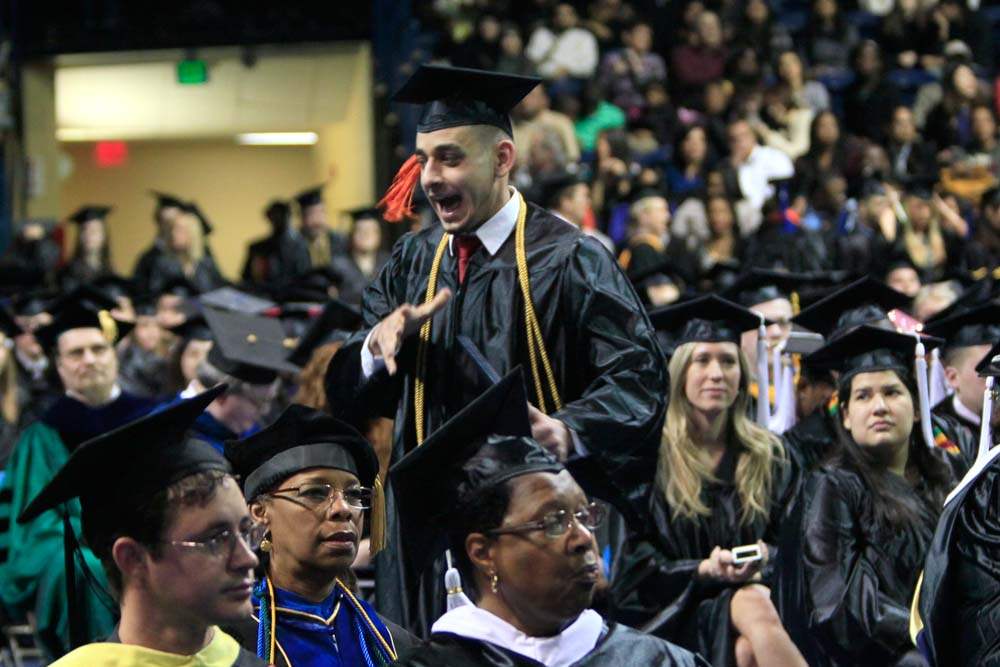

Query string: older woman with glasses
225 403 414 667
390 371 707 666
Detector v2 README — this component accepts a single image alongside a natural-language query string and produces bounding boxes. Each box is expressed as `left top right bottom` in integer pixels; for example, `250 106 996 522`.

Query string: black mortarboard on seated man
294 186 325 213
68 205 112 225
16 385 229 648
648 294 766 357
793 276 911 341
923 303 1000 354
203 307 299 384
225 402 386 552
287 298 363 368
379 65 541 221
33 293 134 352
389 367 557 583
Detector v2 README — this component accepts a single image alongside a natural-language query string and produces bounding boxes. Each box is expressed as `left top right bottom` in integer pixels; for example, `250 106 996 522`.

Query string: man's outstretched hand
367 289 452 375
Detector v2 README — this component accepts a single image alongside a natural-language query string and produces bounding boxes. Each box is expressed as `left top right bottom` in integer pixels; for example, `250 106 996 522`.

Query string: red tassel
377 155 421 222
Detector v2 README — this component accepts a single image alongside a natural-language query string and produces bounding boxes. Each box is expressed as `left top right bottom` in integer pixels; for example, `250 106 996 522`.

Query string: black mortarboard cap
975 342 1000 377
265 200 292 225
649 294 766 348
168 313 212 342
722 268 811 308
10 289 57 317
199 287 275 315
226 403 377 500
287 299 363 368
68 206 112 225
34 302 133 352
48 284 120 315
347 206 381 223
805 324 942 384
294 186 325 211
150 190 185 211
18 385 229 523
923 302 1000 351
132 297 157 318
182 201 214 236
698 260 742 293
905 177 936 200
792 276 910 340
90 274 136 303
393 64 541 136
157 276 202 299
630 186 668 206
539 171 583 209
277 267 342 304
389 368 561 579
204 307 299 384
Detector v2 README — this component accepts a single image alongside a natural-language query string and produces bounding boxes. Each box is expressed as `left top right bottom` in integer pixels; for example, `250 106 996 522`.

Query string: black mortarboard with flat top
34 288 133 352
722 268 811 308
805 324 942 384
287 298 363 368
389 368 562 579
199 287 275 315
18 385 229 523
294 186 325 211
649 294 766 349
157 275 202 300
204 308 300 384
347 206 381 223
68 206 112 225
393 64 541 137
923 303 1000 352
168 313 212 343
975 342 1000 377
793 276 910 340
90 275 135 304
150 190 185 213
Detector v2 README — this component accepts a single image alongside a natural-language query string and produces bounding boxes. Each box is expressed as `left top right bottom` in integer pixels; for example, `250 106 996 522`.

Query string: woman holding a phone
612 295 806 667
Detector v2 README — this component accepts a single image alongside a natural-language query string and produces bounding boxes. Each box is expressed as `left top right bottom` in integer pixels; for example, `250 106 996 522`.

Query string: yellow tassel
369 474 387 555
97 309 118 344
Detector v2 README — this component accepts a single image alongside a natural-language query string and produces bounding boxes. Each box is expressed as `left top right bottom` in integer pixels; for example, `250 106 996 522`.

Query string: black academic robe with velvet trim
392 623 710 667
610 443 801 667
327 202 667 635
915 452 1000 666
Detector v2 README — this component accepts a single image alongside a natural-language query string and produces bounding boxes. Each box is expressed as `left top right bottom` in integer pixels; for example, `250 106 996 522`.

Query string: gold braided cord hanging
412 193 561 446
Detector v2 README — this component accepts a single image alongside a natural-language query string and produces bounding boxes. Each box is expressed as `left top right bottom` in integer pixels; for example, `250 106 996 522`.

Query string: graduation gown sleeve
0 422 116 659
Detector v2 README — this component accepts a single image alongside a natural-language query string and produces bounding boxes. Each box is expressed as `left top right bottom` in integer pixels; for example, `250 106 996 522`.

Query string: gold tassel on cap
97 310 118 344
369 474 387 555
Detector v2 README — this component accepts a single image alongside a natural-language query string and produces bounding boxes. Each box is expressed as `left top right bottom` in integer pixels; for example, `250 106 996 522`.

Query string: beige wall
60 141 316 278
22 63 59 219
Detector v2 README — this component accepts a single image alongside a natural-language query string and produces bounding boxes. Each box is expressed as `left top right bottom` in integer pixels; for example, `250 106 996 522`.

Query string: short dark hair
83 469 231 596
446 480 513 601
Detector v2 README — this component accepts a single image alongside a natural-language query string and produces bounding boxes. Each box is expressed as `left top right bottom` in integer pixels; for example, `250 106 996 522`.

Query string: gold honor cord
413 193 562 446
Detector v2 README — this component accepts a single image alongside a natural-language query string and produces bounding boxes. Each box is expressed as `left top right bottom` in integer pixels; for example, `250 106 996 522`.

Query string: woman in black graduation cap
390 369 707 666
224 403 411 666
141 202 226 296
612 295 806 667
774 325 957 666
59 206 115 292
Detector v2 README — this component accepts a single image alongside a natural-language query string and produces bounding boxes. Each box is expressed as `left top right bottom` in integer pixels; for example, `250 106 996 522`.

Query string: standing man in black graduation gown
241 200 311 296
326 65 667 635
295 185 349 270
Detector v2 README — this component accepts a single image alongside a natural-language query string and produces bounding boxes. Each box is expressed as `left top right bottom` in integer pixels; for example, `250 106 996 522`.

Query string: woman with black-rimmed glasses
224 403 414 667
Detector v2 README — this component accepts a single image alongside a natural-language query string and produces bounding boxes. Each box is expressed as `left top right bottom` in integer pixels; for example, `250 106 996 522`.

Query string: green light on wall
177 59 208 85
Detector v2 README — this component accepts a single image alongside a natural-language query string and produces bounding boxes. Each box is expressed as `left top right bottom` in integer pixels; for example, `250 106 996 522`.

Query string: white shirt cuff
360 329 386 380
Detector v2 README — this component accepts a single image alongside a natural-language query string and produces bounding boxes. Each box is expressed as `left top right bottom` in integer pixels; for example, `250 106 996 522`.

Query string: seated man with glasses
16 385 267 666
224 403 414 666
390 370 708 666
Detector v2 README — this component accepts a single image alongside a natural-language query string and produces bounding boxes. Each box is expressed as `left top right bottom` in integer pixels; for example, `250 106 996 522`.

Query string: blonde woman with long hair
139 202 226 296
613 295 805 667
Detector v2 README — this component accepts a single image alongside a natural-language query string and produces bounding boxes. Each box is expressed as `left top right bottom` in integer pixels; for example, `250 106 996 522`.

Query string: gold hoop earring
490 571 499 594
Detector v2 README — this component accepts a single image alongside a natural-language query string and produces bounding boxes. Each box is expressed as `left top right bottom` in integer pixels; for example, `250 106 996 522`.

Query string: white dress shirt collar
953 393 982 426
448 188 520 257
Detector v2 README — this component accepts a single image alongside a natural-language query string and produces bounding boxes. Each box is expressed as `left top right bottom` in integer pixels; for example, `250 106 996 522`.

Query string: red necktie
455 235 482 285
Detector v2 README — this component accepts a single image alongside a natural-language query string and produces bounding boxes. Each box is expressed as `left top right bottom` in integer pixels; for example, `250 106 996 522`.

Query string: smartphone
731 544 763 566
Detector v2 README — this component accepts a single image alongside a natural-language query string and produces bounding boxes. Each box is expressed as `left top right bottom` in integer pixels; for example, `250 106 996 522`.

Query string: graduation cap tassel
370 474 387 556
913 336 937 450
377 155 421 222
977 376 996 464
444 549 473 610
756 321 771 427
928 347 951 407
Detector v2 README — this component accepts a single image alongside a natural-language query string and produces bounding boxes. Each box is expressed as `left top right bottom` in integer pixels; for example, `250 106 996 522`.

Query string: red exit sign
93 141 128 167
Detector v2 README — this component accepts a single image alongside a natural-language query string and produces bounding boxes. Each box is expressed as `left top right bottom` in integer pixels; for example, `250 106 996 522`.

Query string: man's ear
495 138 517 178
943 365 960 389
112 536 150 586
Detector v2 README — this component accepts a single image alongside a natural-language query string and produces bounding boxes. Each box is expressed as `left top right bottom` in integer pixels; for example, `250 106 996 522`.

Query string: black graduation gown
774 466 942 666
132 241 166 295
932 396 997 450
240 230 311 294
610 443 801 667
140 253 228 297
915 452 1000 666
392 623 710 667
330 251 390 306
327 202 667 634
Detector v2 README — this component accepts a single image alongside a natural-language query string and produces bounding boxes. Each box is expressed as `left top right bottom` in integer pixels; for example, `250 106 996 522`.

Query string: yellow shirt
51 627 245 667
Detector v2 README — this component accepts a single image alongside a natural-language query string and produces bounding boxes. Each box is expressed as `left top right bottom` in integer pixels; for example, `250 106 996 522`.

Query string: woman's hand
697 545 763 584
